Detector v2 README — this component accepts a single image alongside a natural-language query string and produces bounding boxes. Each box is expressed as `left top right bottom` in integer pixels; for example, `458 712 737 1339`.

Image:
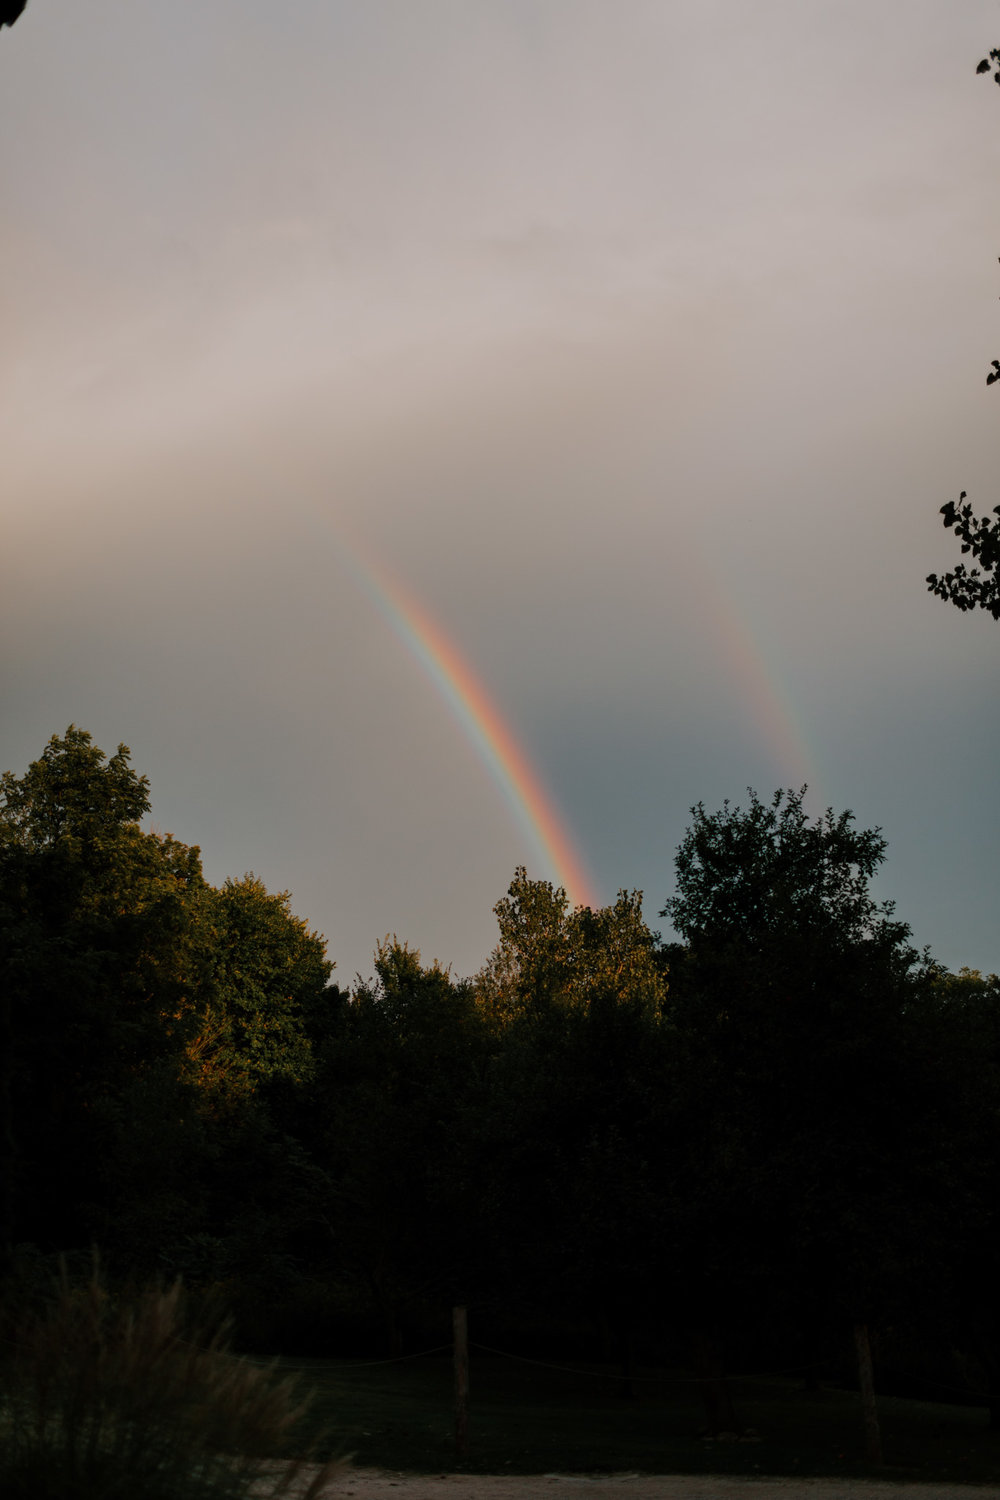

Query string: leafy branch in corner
927 493 1000 620
976 53 1000 389
926 48 1000 619
976 49 1000 83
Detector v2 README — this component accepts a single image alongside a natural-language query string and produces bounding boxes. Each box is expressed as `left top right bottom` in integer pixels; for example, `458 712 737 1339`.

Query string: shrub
0 1261 346 1500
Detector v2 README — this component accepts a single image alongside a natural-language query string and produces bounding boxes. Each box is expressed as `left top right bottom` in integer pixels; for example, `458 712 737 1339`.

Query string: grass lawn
262 1352 1000 1484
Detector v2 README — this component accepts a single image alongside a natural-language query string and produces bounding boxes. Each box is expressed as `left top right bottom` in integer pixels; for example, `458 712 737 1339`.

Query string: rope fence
252 1338 1000 1405
4 1323 997 1404
468 1339 828 1385
244 1343 454 1371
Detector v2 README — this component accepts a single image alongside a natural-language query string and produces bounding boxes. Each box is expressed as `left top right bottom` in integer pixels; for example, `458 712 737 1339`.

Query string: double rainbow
334 528 821 922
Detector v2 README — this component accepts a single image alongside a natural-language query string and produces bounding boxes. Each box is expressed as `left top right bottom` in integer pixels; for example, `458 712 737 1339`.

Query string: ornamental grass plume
0 1259 346 1500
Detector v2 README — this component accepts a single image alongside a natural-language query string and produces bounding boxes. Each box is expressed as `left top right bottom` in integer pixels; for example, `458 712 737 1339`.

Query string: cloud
4 0 1000 978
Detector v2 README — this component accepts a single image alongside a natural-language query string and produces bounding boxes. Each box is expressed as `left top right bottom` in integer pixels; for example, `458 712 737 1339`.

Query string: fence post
453 1304 469 1458
853 1321 883 1466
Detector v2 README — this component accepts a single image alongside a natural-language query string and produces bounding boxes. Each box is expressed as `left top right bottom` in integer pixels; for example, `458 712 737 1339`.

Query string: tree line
2 726 999 1445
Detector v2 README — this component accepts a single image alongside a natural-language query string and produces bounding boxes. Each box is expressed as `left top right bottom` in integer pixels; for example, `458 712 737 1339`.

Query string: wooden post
853 1321 883 1466
453 1304 469 1458
619 1320 635 1400
691 1325 739 1435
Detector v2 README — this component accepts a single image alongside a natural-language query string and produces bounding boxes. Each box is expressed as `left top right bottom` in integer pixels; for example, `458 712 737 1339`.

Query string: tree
310 940 488 1351
911 966 1000 1425
661 789 936 1457
187 874 335 1107
662 787 909 955
926 48 1000 617
476 867 666 1026
142 872 341 1298
0 728 340 1290
0 728 209 1255
473 871 670 1374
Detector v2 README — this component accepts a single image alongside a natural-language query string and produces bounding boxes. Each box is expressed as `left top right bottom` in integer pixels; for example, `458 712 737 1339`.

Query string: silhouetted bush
0 1261 345 1500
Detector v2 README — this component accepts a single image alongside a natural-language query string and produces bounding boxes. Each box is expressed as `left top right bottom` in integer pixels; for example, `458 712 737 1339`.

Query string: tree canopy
659 788 949 1451
4 730 1000 1456
1 737 186 1254
0 728 337 1266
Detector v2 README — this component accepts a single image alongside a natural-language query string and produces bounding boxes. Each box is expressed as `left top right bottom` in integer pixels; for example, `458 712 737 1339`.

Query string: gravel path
285 1467 1000 1500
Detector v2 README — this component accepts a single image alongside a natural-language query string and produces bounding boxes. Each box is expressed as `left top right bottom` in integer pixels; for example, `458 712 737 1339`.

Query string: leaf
978 58 992 73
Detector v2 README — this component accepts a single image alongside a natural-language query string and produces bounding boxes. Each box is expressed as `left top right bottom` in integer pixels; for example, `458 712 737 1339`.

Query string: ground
279 1467 1000 1500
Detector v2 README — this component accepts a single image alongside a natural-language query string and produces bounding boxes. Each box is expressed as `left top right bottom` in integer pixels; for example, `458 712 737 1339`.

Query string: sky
3 0 1000 984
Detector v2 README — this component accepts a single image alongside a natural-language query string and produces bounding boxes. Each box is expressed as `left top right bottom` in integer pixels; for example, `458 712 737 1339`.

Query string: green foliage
0 729 206 1030
0 1261 345 1500
3 724 998 1456
914 967 1000 1414
0 727 151 846
477 867 667 1025
472 872 670 1327
190 875 335 1103
0 729 339 1285
0 729 209 1252
313 940 489 1338
663 787 908 954
660 789 940 1334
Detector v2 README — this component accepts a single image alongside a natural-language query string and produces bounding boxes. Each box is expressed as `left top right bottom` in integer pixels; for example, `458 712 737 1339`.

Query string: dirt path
292 1467 1000 1500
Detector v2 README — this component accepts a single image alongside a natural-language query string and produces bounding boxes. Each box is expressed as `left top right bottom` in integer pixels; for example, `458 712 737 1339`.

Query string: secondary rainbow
683 534 822 798
711 594 818 795
342 544 598 911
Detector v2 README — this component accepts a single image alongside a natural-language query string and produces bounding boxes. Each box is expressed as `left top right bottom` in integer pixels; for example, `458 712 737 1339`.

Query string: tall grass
0 1263 346 1500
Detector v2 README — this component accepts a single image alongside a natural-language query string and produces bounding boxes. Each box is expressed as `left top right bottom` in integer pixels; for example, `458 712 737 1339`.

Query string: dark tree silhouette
927 492 1000 619
927 49 1000 617
0 2 27 29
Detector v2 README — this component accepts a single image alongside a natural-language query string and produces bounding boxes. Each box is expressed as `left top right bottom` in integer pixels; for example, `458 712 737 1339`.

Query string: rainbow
679 530 821 798
710 592 818 796
339 542 598 911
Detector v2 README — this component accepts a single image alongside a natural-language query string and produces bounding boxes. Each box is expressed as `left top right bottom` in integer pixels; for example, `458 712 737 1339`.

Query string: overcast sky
3 0 1000 983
